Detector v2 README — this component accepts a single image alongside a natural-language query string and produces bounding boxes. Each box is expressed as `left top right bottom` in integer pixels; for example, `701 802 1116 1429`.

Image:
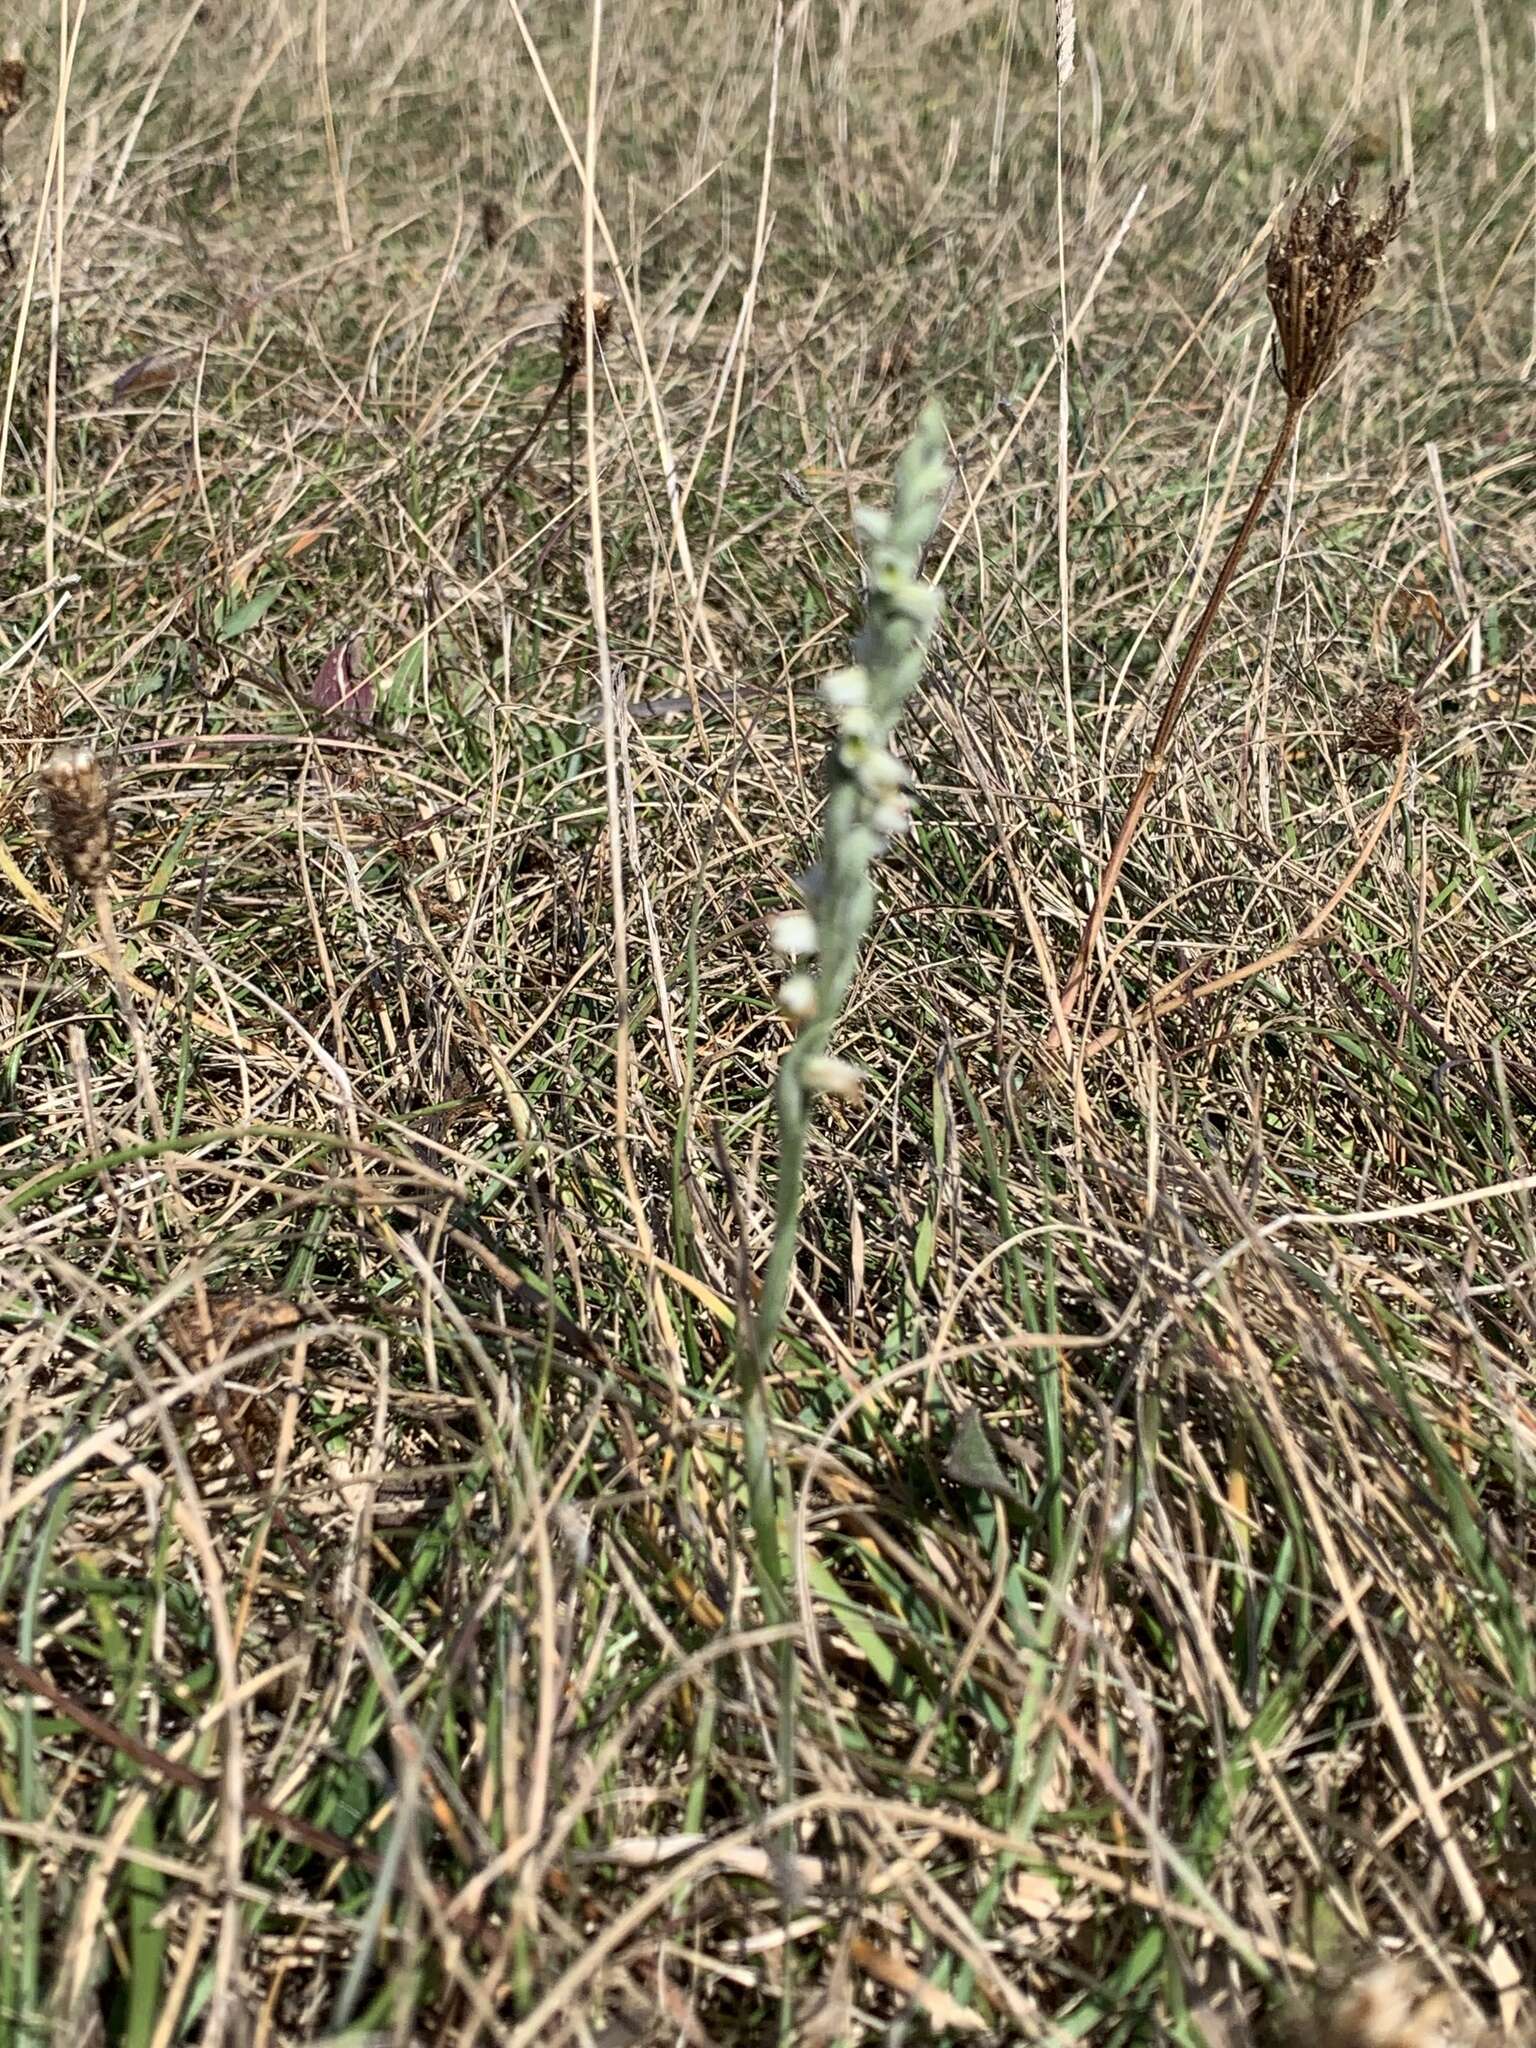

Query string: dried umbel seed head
559 289 614 376
1346 683 1424 757
1266 171 1408 406
39 744 113 886
0 44 24 128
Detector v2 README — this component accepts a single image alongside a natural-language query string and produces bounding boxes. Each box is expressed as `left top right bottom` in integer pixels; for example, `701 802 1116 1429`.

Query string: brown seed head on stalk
1346 682 1425 757
0 44 24 129
1266 170 1408 406
39 745 113 887
559 289 614 379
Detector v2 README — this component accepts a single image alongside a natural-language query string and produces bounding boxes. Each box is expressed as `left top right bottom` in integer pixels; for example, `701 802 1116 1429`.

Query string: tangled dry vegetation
2 0 1535 2042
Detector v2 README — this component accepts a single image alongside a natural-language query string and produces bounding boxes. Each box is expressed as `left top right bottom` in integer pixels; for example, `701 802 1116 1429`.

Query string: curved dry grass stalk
1080 730 1415 1060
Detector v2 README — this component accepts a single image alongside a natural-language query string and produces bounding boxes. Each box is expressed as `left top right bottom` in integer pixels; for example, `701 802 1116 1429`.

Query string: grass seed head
1055 0 1076 88
1266 171 1408 405
39 744 113 887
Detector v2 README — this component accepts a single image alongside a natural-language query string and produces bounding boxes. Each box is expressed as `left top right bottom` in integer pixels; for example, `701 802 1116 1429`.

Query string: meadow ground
2 0 1535 2040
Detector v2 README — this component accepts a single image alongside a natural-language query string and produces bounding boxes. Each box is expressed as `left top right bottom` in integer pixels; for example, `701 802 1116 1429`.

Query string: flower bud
769 910 818 958
777 973 817 1022
820 666 869 712
892 580 941 628
803 1055 864 1101
856 746 906 799
870 795 912 841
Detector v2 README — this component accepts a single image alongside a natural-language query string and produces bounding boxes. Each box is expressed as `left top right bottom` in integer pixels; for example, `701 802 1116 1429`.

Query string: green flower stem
740 403 951 1631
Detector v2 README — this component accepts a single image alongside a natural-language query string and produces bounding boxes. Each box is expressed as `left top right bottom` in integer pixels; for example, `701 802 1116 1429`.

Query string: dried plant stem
43 866 255 2032
38 765 272 1540
1079 733 1412 1061
0 1641 373 1871
2 837 252 1048
1054 398 1302 1033
1054 174 1407 1043
1054 60 1083 864
87 882 217 1349
91 888 166 1135
491 292 613 496
490 359 578 495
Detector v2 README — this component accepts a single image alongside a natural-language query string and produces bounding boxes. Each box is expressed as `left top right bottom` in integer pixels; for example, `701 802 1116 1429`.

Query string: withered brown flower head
0 44 24 128
164 1291 302 1370
1346 682 1424 757
559 289 614 377
39 744 113 887
480 196 506 251
1266 170 1408 406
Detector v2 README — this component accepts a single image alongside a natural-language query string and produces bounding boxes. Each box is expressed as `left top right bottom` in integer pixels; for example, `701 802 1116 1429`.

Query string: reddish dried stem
1054 398 1302 1034
0 1640 377 1872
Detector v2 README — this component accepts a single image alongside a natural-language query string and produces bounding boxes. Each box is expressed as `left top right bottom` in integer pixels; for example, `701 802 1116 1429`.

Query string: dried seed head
39 744 113 886
1266 171 1408 406
1055 0 1076 88
164 1291 301 1369
0 44 24 128
1313 1963 1482 2048
559 289 614 376
1346 683 1424 757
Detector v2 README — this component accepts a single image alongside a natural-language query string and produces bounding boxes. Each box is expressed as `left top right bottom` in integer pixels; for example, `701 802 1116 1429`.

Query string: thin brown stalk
1079 733 1412 1060
1052 174 1406 1041
1054 399 1301 1032
489 288 612 496
489 359 578 494
37 754 257 2010
0 1641 375 1872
